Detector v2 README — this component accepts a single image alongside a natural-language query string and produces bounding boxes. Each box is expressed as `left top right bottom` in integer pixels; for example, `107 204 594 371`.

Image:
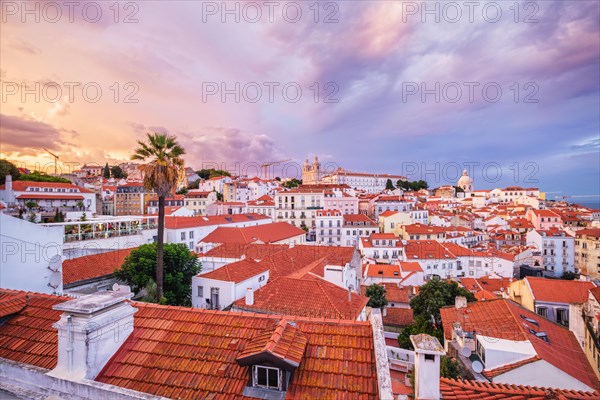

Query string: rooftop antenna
43 148 59 174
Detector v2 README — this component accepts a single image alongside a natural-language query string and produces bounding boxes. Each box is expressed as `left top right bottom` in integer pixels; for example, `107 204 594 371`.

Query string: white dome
457 169 473 191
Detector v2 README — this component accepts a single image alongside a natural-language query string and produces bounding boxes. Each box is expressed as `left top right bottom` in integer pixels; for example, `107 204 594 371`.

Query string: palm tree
131 133 185 301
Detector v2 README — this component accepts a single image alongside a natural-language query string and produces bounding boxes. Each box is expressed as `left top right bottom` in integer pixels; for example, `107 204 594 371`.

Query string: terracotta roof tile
234 274 368 320
165 213 270 229
200 222 305 244
382 308 414 327
198 258 269 283
525 277 596 304
62 248 135 285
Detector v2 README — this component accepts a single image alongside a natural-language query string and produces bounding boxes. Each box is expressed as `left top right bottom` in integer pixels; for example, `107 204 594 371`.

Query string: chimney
48 291 137 381
455 296 467 309
348 288 352 302
245 288 254 306
410 334 445 400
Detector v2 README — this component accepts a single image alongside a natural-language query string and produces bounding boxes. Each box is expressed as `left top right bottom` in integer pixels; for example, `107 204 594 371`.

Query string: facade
341 213 379 247
191 259 270 309
457 169 474 193
184 190 217 215
315 209 343 245
274 187 325 230
114 182 152 215
509 277 595 327
526 228 575 277
373 195 414 220
246 195 275 218
0 177 97 213
146 194 185 214
321 167 407 194
301 156 323 184
575 228 600 279
526 209 564 230
359 233 403 264
323 190 359 214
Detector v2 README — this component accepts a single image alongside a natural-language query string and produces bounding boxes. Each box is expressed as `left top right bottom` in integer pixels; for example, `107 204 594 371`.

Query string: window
259 275 265 282
253 365 281 390
424 354 435 362
189 231 194 239
181 232 186 241
197 286 203 297
536 307 548 318
557 308 568 326
476 339 486 364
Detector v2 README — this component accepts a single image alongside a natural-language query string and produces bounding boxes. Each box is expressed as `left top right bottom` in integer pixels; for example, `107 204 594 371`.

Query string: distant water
572 200 600 210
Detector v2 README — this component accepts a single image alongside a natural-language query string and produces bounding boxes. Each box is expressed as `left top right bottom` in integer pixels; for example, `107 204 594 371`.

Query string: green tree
18 172 70 183
131 133 186 301
196 169 231 180
561 271 578 280
365 284 388 309
176 187 188 195
115 243 201 306
76 200 85 210
53 209 65 222
103 163 111 179
111 165 126 179
385 178 395 190
0 160 21 184
27 212 37 223
397 316 443 350
79 212 87 221
283 178 302 189
440 356 464 379
25 201 38 211
410 278 476 327
215 190 223 201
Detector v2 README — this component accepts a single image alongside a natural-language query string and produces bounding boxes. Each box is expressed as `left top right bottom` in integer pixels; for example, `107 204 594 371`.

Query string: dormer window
253 365 282 390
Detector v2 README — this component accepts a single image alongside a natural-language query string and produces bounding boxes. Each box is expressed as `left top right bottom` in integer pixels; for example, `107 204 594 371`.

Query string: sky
0 0 599 198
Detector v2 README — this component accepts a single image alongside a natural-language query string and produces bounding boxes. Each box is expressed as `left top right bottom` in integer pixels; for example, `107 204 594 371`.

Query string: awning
17 194 85 201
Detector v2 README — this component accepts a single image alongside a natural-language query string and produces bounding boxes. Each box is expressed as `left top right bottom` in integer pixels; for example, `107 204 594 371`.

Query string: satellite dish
48 271 62 289
48 254 62 272
460 346 472 358
472 360 484 373
112 283 120 291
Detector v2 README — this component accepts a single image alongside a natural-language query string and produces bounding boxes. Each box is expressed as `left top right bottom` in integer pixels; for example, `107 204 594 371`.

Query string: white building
315 209 343 245
341 214 379 247
0 213 64 294
184 190 218 215
359 233 403 264
526 228 575 277
321 167 407 194
191 258 269 310
197 175 232 193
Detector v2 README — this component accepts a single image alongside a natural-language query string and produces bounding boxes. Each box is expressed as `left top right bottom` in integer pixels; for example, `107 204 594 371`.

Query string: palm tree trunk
156 195 165 302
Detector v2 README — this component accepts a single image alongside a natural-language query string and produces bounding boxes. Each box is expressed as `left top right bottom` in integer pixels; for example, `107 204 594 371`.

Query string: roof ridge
315 279 344 319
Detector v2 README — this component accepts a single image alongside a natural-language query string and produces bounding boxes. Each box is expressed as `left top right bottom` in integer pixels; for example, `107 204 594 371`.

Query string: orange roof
165 213 270 229
440 299 599 389
0 290 68 369
399 262 423 273
440 378 599 399
379 210 398 217
343 213 376 224
62 248 135 285
402 223 447 235
0 291 28 318
576 228 600 238
532 209 561 217
1 181 93 193
382 308 414 327
404 240 456 260
201 243 288 260
16 194 85 200
525 277 596 304
236 319 308 368
0 289 379 398
200 222 305 244
199 258 269 283
365 264 402 278
233 274 369 320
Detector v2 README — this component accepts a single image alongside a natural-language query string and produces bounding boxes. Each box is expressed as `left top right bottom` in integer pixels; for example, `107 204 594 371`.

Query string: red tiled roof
236 319 308 368
525 277 596 304
1 181 93 193
402 223 447 235
16 194 85 200
0 290 68 369
404 240 456 260
379 210 398 217
62 248 134 285
343 213 376 224
234 274 368 320
482 356 541 379
440 299 600 390
590 287 600 303
165 213 270 229
0 291 28 318
399 262 423 273
365 264 401 278
200 222 305 244
97 302 379 399
201 243 288 261
576 228 600 238
198 258 269 283
382 308 414 327
440 378 599 399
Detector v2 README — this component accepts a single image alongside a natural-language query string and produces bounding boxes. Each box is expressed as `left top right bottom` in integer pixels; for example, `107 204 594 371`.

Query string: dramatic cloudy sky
1 1 599 198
